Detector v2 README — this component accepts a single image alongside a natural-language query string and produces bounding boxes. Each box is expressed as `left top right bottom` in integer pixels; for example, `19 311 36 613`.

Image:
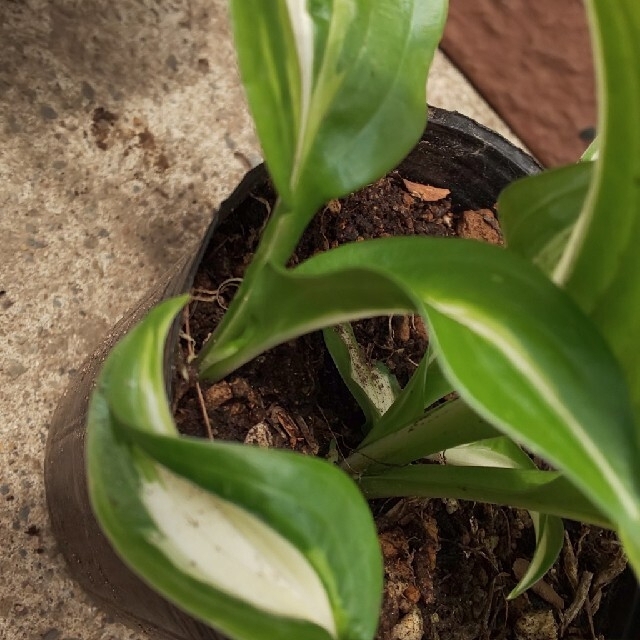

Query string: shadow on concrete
0 0 247 273
0 0 203 118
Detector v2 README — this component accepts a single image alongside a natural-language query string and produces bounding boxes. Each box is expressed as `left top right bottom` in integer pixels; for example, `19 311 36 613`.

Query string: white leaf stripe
551 163 600 287
141 466 337 637
438 443 518 469
285 0 315 188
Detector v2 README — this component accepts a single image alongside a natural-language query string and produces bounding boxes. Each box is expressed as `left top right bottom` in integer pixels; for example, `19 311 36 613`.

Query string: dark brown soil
172 173 626 640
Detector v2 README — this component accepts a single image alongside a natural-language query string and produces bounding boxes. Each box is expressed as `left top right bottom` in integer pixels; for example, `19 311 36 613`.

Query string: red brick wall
441 0 595 166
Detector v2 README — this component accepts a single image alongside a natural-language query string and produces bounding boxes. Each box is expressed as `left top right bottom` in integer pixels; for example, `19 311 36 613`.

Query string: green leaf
492 1 640 575
424 292 639 540
200 0 447 372
200 259 416 380
199 235 640 572
87 298 383 640
318 310 578 595
359 465 610 530
552 1 640 424
436 437 564 599
230 0 447 214
344 398 499 475
580 137 599 162
324 324 453 442
498 163 591 275
128 435 383 640
360 350 446 448
324 324 400 427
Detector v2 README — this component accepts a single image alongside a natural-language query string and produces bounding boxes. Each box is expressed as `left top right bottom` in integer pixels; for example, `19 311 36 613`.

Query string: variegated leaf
217 235 640 572
436 437 564 599
230 0 447 211
324 323 399 426
87 298 383 640
552 1 640 427
498 163 591 275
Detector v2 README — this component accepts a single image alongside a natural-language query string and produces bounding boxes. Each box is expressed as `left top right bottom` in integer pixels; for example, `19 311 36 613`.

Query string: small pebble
515 610 557 640
390 606 423 640
244 422 273 448
205 381 233 408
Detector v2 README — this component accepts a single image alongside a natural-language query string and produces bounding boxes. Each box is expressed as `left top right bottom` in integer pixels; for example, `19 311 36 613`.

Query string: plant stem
196 197 313 380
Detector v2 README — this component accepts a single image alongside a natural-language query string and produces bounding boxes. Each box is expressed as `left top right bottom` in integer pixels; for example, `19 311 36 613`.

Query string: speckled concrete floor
0 2 519 639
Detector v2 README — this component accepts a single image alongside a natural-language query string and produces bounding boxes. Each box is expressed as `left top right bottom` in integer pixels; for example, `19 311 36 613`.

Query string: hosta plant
86 1 640 639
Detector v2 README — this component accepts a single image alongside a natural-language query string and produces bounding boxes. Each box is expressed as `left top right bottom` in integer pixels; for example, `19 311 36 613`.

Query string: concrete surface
0 2 520 639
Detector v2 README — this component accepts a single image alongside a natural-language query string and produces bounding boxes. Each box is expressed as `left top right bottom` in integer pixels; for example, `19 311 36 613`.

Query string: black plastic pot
44 106 639 640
